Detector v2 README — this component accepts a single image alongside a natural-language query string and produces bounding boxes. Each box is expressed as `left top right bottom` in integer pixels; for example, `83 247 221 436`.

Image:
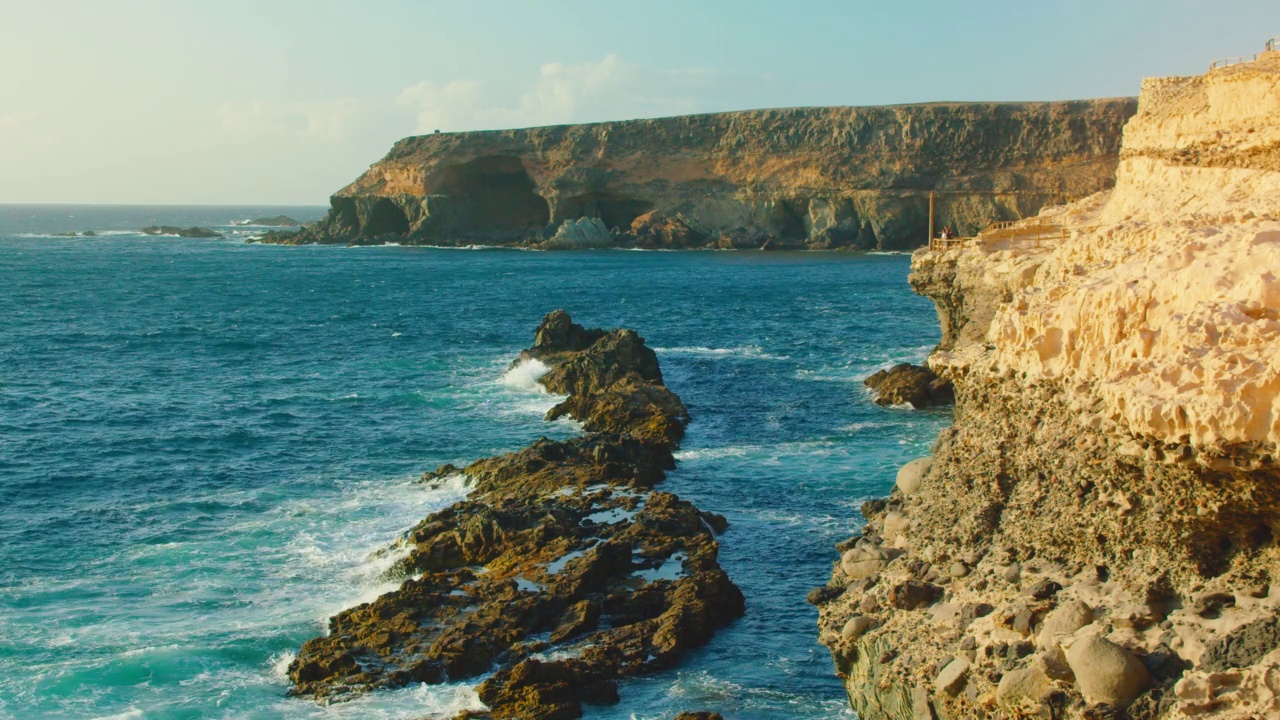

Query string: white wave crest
654 346 788 361
500 358 551 393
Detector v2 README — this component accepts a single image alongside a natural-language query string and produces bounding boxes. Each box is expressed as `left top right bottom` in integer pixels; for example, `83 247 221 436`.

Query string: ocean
0 205 949 719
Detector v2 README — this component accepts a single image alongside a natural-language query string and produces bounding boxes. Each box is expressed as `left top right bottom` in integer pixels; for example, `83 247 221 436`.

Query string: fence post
928 191 935 248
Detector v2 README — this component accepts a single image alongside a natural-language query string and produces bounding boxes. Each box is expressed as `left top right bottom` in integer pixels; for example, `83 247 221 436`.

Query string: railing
1211 54 1260 71
929 235 972 252
1210 36 1280 71
977 217 1066 246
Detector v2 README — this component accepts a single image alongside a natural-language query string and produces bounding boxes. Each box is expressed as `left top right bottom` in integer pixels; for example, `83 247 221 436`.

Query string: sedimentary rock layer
266 100 1135 251
289 311 743 718
817 53 1280 718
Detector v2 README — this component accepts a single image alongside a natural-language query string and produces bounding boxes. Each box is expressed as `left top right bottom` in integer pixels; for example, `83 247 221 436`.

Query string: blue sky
3 0 1276 204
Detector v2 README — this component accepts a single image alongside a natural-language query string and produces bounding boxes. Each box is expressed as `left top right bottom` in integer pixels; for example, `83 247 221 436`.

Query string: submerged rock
288 311 742 718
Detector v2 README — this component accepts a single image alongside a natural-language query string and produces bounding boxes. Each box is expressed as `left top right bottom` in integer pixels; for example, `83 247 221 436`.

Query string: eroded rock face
288 311 743 718
819 54 1280 720
262 100 1135 250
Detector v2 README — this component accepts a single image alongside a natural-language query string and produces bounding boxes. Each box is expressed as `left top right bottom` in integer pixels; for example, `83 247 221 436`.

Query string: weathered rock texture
817 53 1280 719
264 101 1136 251
289 311 742 719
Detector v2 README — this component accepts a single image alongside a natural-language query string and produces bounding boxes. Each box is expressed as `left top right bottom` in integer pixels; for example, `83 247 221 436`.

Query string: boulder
896 457 932 495
1039 599 1094 645
841 545 900 580
1065 634 1152 708
864 363 954 408
882 511 911 540
841 615 872 642
996 665 1051 710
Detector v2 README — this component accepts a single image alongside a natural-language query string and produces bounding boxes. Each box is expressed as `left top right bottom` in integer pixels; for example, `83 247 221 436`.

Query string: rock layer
289 311 742 718
263 100 1135 251
818 53 1280 719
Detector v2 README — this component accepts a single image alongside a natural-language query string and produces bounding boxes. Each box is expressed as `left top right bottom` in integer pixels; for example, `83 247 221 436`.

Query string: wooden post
928 191 935 249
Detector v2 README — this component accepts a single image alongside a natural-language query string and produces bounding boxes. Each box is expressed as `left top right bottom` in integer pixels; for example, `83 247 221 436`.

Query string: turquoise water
0 206 949 719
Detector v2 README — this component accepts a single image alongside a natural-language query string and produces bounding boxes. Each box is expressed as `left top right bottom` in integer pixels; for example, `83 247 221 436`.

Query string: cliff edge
265 100 1135 251
817 51 1280 718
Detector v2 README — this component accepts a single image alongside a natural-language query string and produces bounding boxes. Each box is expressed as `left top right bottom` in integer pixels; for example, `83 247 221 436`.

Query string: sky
2 0 1277 205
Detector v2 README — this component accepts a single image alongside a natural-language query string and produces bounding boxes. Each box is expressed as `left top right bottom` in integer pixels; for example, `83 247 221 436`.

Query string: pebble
949 562 970 578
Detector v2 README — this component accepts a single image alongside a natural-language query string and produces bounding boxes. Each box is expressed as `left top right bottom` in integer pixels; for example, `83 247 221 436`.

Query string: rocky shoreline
815 52 1280 719
288 310 742 718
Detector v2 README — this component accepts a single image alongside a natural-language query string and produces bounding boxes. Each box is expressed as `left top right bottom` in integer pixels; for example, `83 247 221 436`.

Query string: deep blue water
0 206 948 719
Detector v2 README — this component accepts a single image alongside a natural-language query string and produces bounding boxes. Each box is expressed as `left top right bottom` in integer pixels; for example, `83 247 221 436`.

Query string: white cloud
398 54 723 133
217 99 360 142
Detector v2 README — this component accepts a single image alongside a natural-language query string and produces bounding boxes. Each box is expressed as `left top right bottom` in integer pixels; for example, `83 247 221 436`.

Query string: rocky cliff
816 52 1280 718
266 100 1136 251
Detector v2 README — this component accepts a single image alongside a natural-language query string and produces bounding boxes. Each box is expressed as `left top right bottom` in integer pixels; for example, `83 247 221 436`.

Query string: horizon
5 0 1277 205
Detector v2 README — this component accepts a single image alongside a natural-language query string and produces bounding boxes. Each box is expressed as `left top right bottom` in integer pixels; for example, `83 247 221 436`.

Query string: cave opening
559 194 655 230
429 156 550 234
363 198 410 237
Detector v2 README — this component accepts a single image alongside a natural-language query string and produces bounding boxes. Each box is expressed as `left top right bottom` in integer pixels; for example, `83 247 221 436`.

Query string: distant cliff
266 100 1137 250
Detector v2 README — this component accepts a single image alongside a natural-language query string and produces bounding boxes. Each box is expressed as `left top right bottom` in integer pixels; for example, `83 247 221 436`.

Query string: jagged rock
1065 634 1152 708
934 657 969 696
543 217 613 249
629 211 705 248
889 580 944 610
288 311 742 718
673 713 724 720
1198 616 1280 672
864 364 954 409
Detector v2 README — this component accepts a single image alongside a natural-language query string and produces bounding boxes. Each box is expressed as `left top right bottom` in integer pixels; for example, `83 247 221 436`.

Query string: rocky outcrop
818 52 1280 719
263 100 1136 250
288 310 742 718
864 363 954 409
140 226 221 238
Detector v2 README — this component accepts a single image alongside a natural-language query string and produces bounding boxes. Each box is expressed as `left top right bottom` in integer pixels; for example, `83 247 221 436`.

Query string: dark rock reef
864 363 954 409
140 225 222 238
288 310 743 719
262 100 1136 251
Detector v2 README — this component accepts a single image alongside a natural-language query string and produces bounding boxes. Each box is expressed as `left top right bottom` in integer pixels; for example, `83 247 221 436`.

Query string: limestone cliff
817 52 1280 718
267 101 1135 251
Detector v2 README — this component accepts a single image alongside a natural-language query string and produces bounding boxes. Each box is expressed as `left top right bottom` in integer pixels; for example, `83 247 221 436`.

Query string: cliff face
818 53 1280 719
271 101 1136 250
